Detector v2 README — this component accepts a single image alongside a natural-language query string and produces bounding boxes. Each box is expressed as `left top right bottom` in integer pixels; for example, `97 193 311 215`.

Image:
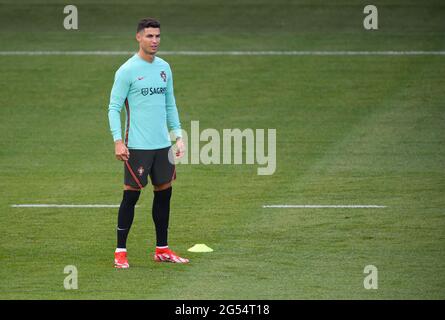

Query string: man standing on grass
108 18 189 268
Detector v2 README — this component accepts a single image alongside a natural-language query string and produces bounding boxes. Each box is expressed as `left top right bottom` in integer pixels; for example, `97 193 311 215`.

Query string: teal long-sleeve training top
108 54 182 150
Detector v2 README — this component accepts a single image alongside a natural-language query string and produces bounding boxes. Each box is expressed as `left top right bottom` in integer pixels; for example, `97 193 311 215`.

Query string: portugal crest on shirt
160 71 167 82
137 166 144 176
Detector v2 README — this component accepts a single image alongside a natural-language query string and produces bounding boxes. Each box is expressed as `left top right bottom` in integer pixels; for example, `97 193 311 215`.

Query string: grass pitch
0 0 444 299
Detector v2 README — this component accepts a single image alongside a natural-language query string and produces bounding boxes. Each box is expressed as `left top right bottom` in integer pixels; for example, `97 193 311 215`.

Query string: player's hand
114 140 130 161
175 138 185 159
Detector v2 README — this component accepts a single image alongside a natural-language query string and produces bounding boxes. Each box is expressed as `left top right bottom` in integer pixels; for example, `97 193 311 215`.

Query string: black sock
117 190 141 249
152 187 172 247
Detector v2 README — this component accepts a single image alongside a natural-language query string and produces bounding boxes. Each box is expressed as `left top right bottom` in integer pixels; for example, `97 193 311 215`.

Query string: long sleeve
165 66 182 139
108 68 130 142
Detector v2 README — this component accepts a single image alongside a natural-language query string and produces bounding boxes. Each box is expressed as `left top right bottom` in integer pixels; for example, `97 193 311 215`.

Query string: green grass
0 0 444 299
1 0 444 51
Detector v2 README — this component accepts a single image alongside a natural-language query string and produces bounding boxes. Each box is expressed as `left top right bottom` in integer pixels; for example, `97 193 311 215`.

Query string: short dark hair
137 18 160 33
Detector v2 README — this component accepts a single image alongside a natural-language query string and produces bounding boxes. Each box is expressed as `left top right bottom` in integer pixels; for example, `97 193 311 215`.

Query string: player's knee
153 182 172 191
122 187 141 206
124 184 141 191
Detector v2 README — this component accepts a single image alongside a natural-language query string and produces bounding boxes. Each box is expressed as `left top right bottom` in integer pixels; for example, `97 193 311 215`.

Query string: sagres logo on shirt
141 87 167 96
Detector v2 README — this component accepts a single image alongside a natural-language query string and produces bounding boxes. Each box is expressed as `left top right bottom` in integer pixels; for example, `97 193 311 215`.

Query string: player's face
137 27 161 55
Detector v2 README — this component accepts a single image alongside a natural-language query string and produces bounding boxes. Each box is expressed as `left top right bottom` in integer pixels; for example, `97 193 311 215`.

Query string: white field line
10 204 126 208
12 204 386 208
0 51 444 56
263 205 387 208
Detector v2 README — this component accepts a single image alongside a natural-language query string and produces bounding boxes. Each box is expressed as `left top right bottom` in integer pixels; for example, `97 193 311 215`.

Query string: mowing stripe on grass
0 51 445 56
263 205 387 208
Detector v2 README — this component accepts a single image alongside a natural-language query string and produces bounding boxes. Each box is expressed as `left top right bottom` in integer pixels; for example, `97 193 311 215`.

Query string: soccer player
108 18 189 268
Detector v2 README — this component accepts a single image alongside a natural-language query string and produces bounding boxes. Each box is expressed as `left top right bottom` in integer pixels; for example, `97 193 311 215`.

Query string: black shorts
124 147 176 189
